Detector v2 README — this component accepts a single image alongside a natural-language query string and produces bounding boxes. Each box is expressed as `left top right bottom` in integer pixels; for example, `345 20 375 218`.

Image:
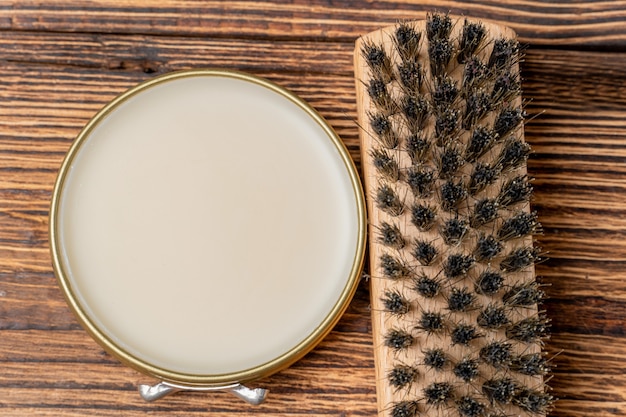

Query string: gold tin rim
49 69 367 387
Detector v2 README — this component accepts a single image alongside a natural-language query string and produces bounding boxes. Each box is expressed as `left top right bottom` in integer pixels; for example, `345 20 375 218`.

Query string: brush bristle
355 12 552 417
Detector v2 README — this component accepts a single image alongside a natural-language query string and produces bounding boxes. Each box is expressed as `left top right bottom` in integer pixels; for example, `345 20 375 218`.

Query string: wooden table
0 2 624 416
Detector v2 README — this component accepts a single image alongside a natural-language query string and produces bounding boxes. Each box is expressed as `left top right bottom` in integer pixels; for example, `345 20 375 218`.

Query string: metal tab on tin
138 381 268 404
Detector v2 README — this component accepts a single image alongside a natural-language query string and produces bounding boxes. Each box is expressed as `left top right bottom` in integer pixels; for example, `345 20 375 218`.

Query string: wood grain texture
0 1 624 416
1 1 626 47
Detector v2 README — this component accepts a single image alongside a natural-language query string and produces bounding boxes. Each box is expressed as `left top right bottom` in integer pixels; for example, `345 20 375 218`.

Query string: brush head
355 13 551 417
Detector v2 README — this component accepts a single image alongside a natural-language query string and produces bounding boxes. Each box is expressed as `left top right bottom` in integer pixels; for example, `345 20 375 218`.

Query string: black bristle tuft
506 313 551 343
492 70 521 104
411 203 437 231
369 112 391 135
385 328 415 351
395 22 422 63
414 274 442 298
381 289 410 315
480 340 513 369
388 365 418 390
417 311 445 334
406 132 431 163
456 396 485 417
513 388 554 415
498 174 532 207
443 254 475 279
406 166 436 197
440 217 469 245
432 76 459 110
423 381 454 406
498 136 532 171
426 12 452 41
370 112 400 149
474 233 504 262
475 270 505 295
482 377 518 405
511 352 551 376
428 38 453 78
463 56 489 91
440 179 467 212
470 198 499 228
503 281 546 307
494 106 525 138
402 95 430 133
447 287 476 312
398 62 423 95
453 357 480 383
362 41 394 82
458 20 486 63
451 323 482 346
497 211 541 241
435 107 460 145
468 163 500 195
376 184 404 216
488 37 520 70
413 239 438 265
423 348 448 371
380 253 412 280
378 221 406 249
477 304 510 329
465 126 498 162
500 246 541 272
367 77 386 100
371 148 401 182
436 145 464 179
367 78 395 113
391 400 420 417
463 89 492 130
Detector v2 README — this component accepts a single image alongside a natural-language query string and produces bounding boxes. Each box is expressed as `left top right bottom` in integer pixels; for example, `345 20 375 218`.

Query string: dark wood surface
0 2 624 416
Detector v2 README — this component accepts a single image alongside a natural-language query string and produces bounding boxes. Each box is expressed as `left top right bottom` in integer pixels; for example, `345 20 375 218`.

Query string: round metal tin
49 69 366 390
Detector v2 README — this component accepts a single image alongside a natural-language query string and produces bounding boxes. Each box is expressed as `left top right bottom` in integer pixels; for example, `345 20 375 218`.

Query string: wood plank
537 260 626 302
0 305 376 412
0 382 376 415
548 333 626 375
0 32 353 75
1 1 626 47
